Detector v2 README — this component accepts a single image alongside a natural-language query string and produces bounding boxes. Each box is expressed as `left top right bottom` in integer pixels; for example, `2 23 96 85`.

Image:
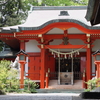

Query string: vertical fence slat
28 82 30 90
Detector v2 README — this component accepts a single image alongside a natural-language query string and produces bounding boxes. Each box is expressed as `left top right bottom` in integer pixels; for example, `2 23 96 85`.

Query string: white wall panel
47 27 84 34
68 28 84 34
92 39 100 51
47 28 63 34
25 40 40 52
25 57 28 75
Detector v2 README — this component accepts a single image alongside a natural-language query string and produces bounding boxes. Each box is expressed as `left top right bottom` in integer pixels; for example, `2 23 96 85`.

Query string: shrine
0 6 100 89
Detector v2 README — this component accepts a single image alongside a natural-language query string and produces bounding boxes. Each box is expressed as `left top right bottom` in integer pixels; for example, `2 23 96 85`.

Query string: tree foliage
0 0 29 27
26 0 88 6
41 0 88 6
0 0 89 27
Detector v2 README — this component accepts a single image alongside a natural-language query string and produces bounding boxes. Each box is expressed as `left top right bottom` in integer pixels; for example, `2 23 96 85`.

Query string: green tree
0 0 88 27
39 0 88 6
0 0 29 27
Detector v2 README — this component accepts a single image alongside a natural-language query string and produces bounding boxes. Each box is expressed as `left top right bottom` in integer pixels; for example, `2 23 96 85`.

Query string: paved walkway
0 89 100 100
0 93 100 100
0 93 81 100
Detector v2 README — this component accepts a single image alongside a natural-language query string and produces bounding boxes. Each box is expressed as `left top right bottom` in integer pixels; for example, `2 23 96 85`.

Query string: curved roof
1 6 100 33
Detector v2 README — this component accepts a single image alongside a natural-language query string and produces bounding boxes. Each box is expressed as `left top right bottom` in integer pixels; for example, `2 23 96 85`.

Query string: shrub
0 59 19 93
85 78 100 92
0 59 39 93
0 90 5 95
24 79 39 93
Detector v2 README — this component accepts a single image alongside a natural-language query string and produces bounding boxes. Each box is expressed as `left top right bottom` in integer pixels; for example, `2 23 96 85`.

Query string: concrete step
36 89 84 93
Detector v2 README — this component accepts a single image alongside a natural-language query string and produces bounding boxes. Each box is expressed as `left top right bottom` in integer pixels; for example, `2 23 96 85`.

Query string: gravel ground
0 93 81 100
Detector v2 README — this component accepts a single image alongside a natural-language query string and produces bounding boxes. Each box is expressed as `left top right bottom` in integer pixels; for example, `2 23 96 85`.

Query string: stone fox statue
12 56 20 70
10 56 26 79
10 56 21 79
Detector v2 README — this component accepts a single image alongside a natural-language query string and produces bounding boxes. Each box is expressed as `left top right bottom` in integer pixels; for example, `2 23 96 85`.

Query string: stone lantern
16 49 28 88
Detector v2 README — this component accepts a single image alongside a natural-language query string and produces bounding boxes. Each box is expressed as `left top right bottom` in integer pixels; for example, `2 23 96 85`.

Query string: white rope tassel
52 51 53 55
75 52 77 57
77 51 79 55
58 53 60 57
71 54 73 58
46 45 86 56
65 54 66 59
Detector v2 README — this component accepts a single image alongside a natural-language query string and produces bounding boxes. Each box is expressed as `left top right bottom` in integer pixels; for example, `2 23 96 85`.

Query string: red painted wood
40 48 46 88
81 57 86 72
20 41 25 50
94 61 100 78
83 73 86 88
27 56 40 80
86 47 92 81
43 34 86 40
19 61 26 88
0 38 20 50
27 52 40 57
48 56 55 72
64 30 68 36
38 45 87 49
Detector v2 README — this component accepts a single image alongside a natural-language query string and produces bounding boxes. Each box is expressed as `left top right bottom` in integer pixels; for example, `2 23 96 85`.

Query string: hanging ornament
46 45 85 57
71 54 73 58
75 52 77 57
54 53 56 58
52 51 54 55
64 54 67 59
58 53 60 57
77 51 80 55
72 50 74 55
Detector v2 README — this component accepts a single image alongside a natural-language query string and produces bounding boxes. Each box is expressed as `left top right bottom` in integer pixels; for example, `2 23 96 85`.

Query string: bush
24 79 39 93
85 78 100 92
0 59 39 94
0 90 5 95
0 59 19 93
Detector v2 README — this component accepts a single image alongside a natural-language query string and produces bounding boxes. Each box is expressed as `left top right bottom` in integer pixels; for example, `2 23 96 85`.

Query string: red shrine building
0 6 100 89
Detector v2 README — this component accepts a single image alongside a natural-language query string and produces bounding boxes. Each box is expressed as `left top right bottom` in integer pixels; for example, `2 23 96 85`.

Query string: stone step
47 80 83 89
36 89 84 93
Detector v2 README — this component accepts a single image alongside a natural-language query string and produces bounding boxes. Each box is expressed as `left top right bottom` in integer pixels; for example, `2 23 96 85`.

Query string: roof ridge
32 6 87 11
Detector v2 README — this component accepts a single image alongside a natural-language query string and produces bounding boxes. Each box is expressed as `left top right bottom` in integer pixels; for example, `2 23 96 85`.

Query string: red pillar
20 40 25 50
86 44 92 82
40 47 46 88
19 61 26 88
